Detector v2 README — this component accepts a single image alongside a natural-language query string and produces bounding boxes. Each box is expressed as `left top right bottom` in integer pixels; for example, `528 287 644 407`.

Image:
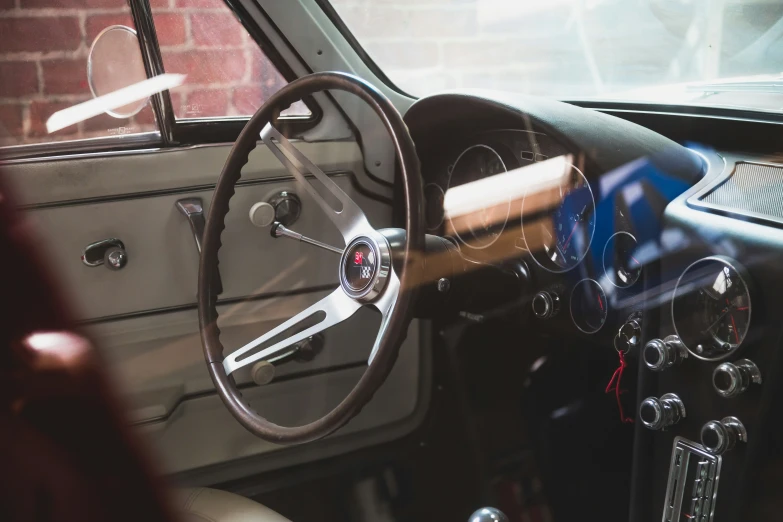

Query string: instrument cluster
422 128 686 337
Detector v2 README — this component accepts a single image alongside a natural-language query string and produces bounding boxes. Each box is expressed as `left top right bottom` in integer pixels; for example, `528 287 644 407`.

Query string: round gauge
671 257 752 361
424 183 445 231
603 232 642 288
447 144 509 249
570 279 609 334
522 165 595 272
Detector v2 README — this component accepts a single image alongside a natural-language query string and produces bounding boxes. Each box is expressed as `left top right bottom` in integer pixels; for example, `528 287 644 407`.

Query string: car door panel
137 321 421 476
20 173 382 319
1 140 427 480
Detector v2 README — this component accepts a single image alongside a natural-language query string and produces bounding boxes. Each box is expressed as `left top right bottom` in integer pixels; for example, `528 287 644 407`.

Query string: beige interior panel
3 141 366 207
136 320 421 475
89 291 383 423
24 174 388 319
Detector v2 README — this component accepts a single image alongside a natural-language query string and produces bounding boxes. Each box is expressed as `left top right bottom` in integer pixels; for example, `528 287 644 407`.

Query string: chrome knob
103 246 127 270
712 359 761 398
640 393 685 430
643 335 687 371
701 416 747 455
532 291 559 319
469 507 509 522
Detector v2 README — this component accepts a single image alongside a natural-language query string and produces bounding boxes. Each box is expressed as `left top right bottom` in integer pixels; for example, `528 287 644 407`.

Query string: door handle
82 238 128 270
176 198 222 294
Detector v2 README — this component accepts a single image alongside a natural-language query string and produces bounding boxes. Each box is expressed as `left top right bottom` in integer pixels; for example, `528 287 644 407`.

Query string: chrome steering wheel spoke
222 288 362 375
261 123 375 244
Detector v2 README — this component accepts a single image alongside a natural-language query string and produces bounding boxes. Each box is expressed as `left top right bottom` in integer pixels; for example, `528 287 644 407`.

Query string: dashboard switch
701 416 747 455
712 359 761 398
643 335 687 371
532 291 559 319
640 393 685 430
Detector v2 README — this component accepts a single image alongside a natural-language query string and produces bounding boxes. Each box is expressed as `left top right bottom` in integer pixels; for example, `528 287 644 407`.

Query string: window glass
152 0 311 119
330 0 783 114
0 0 158 148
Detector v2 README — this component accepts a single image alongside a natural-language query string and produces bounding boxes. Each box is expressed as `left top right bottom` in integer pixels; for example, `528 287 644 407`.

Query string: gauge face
447 144 509 249
424 183 445 231
570 279 608 334
603 232 642 288
522 165 595 272
672 257 752 360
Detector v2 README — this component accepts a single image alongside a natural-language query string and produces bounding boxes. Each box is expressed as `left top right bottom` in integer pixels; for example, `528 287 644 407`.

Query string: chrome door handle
82 238 128 270
176 198 222 294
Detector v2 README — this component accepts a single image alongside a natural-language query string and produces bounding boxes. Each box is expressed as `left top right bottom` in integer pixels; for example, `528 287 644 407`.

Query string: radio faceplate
663 438 722 522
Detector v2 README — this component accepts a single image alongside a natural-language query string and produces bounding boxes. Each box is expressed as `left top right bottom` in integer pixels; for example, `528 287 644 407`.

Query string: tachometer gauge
447 144 509 249
672 256 752 361
603 232 642 288
522 165 595 272
570 278 608 334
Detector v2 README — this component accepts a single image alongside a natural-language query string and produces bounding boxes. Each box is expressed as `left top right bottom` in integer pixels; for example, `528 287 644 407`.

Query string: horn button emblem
340 235 391 302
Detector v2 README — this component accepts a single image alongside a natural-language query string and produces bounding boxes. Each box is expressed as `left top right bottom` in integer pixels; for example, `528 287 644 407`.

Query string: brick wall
0 0 292 147
154 0 292 120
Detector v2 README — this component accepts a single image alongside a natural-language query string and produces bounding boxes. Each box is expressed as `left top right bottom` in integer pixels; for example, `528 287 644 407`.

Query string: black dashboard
404 92 783 522
405 93 703 345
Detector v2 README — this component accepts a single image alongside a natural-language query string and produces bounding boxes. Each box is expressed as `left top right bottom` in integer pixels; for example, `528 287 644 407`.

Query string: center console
631 151 783 522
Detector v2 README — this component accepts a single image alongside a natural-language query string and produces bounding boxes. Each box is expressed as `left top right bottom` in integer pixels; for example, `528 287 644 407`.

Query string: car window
152 0 310 120
0 0 158 148
329 0 783 114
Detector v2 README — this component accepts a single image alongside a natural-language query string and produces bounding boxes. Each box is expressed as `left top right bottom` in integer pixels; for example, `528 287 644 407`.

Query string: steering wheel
198 72 424 445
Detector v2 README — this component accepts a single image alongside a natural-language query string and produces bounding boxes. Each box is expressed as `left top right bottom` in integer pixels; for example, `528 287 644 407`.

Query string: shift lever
469 507 509 522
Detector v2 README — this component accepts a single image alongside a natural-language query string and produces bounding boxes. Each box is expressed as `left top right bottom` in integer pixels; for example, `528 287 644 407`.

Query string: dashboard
404 92 783 522
406 94 703 346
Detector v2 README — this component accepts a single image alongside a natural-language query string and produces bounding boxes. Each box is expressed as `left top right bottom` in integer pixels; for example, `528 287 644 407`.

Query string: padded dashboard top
405 91 704 183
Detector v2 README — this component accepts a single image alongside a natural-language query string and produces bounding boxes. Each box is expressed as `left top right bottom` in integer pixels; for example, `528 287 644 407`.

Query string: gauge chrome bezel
602 231 642 288
521 163 596 273
570 278 609 334
446 144 510 250
671 255 752 361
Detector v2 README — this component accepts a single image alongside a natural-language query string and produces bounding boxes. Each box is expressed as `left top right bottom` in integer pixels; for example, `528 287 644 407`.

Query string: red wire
606 351 634 424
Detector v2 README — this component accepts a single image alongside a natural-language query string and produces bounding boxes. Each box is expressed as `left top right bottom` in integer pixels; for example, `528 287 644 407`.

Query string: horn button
340 234 392 302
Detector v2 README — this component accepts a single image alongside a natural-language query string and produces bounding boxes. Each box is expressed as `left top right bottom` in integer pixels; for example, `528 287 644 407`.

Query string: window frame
143 0 321 146
0 0 321 161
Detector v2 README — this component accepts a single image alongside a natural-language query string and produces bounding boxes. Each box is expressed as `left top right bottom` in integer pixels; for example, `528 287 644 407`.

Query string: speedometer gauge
672 256 752 361
447 144 509 249
522 164 595 272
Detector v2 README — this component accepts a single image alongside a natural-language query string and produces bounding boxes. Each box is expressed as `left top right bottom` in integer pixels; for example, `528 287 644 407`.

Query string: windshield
330 0 783 113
